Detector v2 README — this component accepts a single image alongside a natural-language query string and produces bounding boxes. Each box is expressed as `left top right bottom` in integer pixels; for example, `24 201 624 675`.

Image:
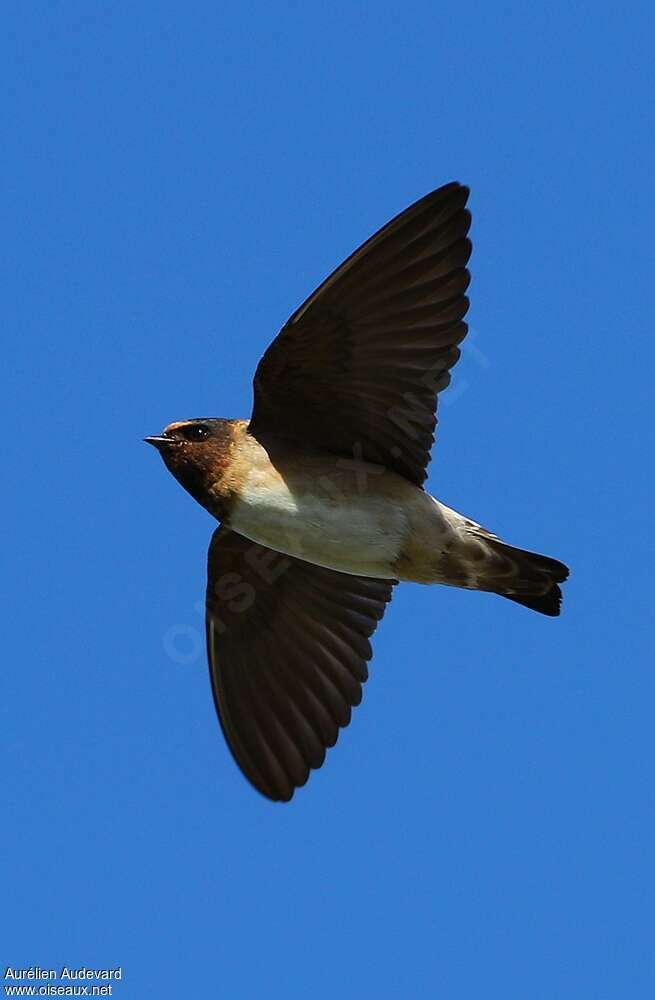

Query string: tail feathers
476 537 569 617
500 585 564 617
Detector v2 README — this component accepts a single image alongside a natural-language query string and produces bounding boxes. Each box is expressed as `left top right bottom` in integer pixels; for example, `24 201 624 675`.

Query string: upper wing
206 527 394 802
249 182 472 486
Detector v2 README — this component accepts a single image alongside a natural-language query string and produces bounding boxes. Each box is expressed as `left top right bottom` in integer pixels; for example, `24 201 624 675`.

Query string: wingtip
442 180 470 200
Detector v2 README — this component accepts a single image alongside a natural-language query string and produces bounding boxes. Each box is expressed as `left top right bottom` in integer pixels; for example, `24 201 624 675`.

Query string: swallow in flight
146 182 569 802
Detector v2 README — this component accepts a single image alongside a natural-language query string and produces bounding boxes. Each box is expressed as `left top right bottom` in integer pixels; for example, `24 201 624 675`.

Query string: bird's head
144 418 238 516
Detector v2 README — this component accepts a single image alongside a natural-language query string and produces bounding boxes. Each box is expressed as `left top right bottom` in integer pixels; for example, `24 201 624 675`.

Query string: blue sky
3 3 654 997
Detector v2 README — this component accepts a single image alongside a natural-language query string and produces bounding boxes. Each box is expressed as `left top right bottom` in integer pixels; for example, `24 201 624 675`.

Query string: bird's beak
144 435 172 449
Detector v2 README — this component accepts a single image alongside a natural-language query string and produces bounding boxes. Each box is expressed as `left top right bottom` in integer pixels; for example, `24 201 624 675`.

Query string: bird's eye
184 424 210 442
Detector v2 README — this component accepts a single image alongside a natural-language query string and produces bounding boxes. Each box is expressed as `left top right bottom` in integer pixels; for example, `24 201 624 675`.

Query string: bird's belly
228 478 407 578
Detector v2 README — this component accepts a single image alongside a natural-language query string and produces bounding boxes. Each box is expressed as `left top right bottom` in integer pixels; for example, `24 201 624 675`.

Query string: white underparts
227 460 465 581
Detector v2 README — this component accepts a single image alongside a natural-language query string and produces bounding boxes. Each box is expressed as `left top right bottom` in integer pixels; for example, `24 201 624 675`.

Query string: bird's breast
226 454 411 578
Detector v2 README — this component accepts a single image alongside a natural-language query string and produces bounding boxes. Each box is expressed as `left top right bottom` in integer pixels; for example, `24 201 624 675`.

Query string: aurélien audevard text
4 967 122 981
